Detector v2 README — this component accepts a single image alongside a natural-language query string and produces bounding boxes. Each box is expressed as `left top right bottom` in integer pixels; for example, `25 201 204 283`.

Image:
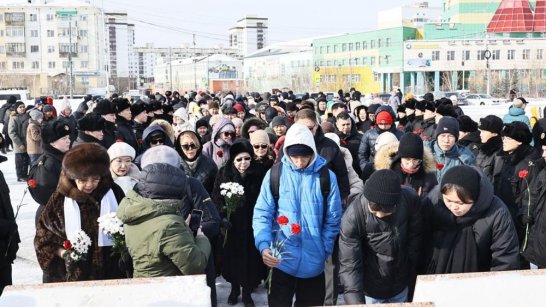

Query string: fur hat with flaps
62 143 110 180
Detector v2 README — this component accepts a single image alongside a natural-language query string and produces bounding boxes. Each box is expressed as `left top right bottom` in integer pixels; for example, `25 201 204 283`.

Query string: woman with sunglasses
249 129 274 171
175 124 218 195
202 118 237 168
211 139 267 307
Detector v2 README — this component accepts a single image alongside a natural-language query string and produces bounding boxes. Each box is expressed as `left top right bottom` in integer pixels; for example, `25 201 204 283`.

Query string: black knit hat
42 118 71 144
265 107 278 122
398 133 424 159
78 112 105 131
94 100 116 115
441 165 481 202
271 116 288 127
364 169 402 206
367 104 381 115
435 116 460 140
114 98 131 113
286 144 314 157
195 118 209 130
478 115 503 134
502 121 532 144
130 101 147 118
458 115 478 133
286 102 298 112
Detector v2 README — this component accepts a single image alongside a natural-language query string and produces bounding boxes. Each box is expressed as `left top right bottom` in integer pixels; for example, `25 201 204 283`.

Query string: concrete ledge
413 269 546 307
0 275 211 307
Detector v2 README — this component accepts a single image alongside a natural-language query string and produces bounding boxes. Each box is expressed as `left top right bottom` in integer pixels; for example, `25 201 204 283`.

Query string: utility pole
169 46 173 91
68 15 73 98
484 35 492 96
193 34 197 91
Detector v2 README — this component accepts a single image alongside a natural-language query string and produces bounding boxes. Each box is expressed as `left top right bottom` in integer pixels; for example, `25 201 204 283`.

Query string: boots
227 283 240 305
242 287 255 307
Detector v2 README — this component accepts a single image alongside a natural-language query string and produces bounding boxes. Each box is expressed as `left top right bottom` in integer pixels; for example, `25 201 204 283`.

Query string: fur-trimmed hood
241 117 267 139
149 119 175 144
374 141 436 173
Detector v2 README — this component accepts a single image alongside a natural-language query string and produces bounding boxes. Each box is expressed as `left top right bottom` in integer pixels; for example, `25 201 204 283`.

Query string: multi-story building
229 15 268 57
0 0 108 97
135 43 239 89
105 11 137 94
378 1 442 30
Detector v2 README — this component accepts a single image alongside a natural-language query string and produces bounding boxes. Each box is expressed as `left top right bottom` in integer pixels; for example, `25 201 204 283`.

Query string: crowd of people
0 88 545 306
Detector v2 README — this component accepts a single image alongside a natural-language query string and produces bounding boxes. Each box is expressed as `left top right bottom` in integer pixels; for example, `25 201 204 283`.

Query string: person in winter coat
73 94 93 120
130 101 148 152
133 125 174 166
212 139 267 307
34 143 125 282
114 98 138 152
57 101 78 144
253 123 342 307
32 119 72 225
0 96 17 153
412 100 436 142
476 115 504 181
249 129 275 172
457 115 481 157
0 155 19 295
375 133 438 198
492 121 540 244
339 169 423 304
335 111 363 177
94 100 118 149
241 117 268 140
73 112 106 147
503 98 531 130
423 165 520 274
26 109 44 165
202 118 236 168
175 124 218 195
107 142 139 193
196 118 212 143
8 101 31 181
429 116 476 182
450 95 465 118
358 105 404 181
353 105 372 133
116 146 211 278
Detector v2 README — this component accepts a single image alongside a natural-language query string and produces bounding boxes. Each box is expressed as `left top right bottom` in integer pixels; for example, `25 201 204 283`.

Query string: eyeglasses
253 144 268 150
222 132 235 138
235 156 251 162
150 139 164 145
181 143 198 150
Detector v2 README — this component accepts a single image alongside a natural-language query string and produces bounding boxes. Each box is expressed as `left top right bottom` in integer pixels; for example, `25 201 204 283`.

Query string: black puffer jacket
179 155 218 196
31 144 65 224
476 135 502 182
458 130 481 157
115 116 138 152
135 163 220 239
0 156 19 269
339 186 424 302
412 117 436 142
522 159 546 267
423 172 520 273
335 119 363 176
102 120 118 149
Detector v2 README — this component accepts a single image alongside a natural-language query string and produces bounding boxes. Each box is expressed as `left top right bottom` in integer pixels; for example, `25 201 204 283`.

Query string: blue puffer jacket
429 140 476 182
253 123 342 278
503 107 531 130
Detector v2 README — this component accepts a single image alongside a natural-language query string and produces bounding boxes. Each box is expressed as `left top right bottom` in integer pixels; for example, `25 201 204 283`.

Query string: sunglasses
222 132 236 137
253 144 268 150
181 143 198 150
150 139 164 145
235 156 251 162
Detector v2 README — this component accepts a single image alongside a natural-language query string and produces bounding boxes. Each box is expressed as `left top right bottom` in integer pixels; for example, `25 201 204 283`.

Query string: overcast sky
93 0 444 48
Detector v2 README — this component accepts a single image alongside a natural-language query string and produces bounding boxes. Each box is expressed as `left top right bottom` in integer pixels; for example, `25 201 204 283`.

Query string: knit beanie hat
271 116 288 128
458 115 478 133
398 132 424 159
229 139 254 161
107 141 136 161
78 112 105 131
435 116 460 140
233 104 245 113
43 105 54 113
141 145 181 169
29 109 43 121
502 121 532 144
219 123 235 133
195 118 210 130
249 129 270 145
367 104 381 116
42 118 71 144
375 111 394 125
441 165 481 202
286 144 314 156
364 169 402 206
478 115 503 134
375 132 398 152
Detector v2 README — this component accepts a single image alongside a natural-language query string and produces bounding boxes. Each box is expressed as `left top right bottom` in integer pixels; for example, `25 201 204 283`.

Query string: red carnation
115 139 124 143
518 170 529 179
422 136 431 141
436 163 444 170
277 215 289 226
137 138 144 143
291 223 302 235
217 150 224 158
63 240 72 251
27 179 37 189
341 140 348 146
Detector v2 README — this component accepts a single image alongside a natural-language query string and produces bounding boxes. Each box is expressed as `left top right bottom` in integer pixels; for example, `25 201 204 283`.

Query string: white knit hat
374 132 398 152
107 141 136 161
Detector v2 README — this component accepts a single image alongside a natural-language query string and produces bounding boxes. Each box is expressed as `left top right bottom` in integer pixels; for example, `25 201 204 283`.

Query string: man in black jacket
0 155 19 295
339 169 423 304
114 98 138 152
335 111 362 176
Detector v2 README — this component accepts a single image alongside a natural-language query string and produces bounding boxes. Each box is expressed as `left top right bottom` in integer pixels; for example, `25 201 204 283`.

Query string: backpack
28 154 52 206
270 162 331 221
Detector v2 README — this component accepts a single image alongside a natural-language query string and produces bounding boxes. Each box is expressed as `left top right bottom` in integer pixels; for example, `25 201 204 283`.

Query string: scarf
64 189 119 247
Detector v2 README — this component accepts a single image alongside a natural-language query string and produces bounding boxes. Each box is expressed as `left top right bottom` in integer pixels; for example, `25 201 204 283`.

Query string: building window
432 50 440 61
538 49 544 60
326 60 331 66
31 45 39 53
370 56 376 66
0 30 3 37
48 45 55 53
363 57 368 65
363 41 367 49
47 30 54 37
523 49 531 60
80 15 88 22
6 27 24 37
79 30 88 37
30 14 37 22
0 15 3 22
447 50 455 61
12 61 24 69
30 30 38 37
81 76 89 85
79 45 88 53
348 43 353 51
32 61 39 69
62 61 70 68
492 50 500 60
0 46 4 54
370 40 375 49
333 45 337 53
46 14 54 21
326 46 330 54
507 49 515 60
462 50 470 61
385 55 390 64
80 61 88 68
378 39 382 48
386 38 391 47
320 46 323 54
478 50 485 60
342 43 347 52
6 43 25 55
48 61 55 69
355 42 360 50
378 56 382 65
0 62 5 70
354 58 359 65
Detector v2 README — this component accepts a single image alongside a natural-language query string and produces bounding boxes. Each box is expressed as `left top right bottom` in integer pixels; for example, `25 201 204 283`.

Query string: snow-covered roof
244 34 342 59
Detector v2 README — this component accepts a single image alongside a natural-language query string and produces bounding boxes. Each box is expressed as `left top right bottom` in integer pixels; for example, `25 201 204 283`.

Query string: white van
0 89 30 106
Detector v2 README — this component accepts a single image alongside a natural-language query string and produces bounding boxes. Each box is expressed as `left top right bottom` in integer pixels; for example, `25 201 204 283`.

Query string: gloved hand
118 249 134 278
521 214 535 225
64 252 76 275
221 218 232 230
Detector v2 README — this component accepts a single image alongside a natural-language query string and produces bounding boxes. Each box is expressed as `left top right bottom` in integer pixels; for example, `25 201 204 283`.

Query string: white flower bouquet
219 182 245 246
97 212 126 254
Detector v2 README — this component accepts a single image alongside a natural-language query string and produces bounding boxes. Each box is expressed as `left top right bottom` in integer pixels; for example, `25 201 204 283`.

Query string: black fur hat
62 143 110 180
78 112 105 131
42 118 71 144
503 121 532 144
94 100 116 115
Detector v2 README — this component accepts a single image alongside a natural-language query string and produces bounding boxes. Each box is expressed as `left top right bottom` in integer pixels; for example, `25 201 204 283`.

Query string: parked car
465 94 506 106
444 92 469 105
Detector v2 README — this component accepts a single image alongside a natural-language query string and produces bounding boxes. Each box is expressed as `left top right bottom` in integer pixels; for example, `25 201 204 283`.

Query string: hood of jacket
134 163 187 200
240 117 267 139
211 117 235 144
142 125 173 149
374 141 436 173
282 123 327 172
117 189 183 225
508 107 525 117
374 104 397 121
150 119 175 144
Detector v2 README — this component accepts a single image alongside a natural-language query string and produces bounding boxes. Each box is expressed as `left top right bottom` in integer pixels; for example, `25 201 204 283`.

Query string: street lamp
484 49 492 96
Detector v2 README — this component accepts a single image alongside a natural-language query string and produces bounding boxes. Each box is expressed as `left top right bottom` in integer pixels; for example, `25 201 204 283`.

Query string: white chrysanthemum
220 190 227 196
220 183 226 189
227 192 232 198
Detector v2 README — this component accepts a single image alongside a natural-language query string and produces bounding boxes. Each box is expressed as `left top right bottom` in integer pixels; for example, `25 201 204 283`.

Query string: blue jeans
365 287 408 304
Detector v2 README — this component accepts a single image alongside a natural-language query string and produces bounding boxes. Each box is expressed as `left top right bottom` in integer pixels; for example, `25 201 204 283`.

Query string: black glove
221 218 232 230
64 252 76 275
118 249 134 278
521 214 535 226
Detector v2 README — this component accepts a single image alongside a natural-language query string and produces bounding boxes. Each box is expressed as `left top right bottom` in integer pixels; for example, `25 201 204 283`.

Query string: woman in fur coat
211 139 267 306
34 143 125 282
